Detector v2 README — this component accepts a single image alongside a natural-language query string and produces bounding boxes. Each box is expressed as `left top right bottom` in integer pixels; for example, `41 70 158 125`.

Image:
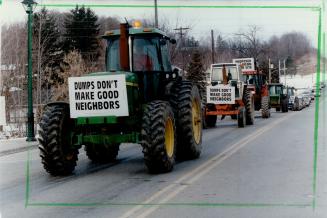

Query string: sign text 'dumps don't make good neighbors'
68 74 129 118
206 85 235 104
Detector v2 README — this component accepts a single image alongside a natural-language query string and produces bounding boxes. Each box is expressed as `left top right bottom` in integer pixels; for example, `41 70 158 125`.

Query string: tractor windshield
269 86 283 95
105 36 171 72
133 37 164 72
106 37 120 71
211 66 238 82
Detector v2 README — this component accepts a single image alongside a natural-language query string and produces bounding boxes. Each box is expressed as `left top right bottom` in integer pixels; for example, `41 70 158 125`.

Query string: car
298 95 305 110
292 94 305 111
300 90 311 107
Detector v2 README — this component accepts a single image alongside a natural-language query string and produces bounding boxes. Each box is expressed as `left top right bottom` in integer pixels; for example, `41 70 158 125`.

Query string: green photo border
12 1 325 209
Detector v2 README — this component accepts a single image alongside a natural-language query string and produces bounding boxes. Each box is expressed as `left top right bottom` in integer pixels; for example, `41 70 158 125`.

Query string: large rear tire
171 81 203 160
281 98 288 112
85 143 119 163
141 101 176 173
244 89 254 125
261 96 270 118
38 104 78 176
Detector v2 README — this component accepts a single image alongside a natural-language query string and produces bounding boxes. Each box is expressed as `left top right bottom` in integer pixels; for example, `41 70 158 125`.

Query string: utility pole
154 0 158 28
173 27 190 71
211 29 215 64
284 59 287 85
268 58 271 83
278 60 281 82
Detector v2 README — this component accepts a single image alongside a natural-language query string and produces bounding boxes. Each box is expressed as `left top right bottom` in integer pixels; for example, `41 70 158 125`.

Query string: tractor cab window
211 66 238 82
211 67 224 81
269 86 275 95
269 86 282 95
160 39 172 72
133 37 161 72
106 37 120 71
227 67 238 81
275 86 282 94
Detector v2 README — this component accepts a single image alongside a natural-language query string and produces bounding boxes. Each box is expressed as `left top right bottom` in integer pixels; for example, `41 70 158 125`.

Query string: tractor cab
102 22 177 103
210 63 243 99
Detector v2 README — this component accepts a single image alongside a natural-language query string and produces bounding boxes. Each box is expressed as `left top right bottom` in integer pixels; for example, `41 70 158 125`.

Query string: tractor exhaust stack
120 23 130 71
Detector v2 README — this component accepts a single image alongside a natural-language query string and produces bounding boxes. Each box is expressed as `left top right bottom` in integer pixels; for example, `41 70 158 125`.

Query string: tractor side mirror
170 38 176 44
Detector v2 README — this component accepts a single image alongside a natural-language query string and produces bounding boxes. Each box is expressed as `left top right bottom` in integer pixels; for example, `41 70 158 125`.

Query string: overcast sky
0 0 324 47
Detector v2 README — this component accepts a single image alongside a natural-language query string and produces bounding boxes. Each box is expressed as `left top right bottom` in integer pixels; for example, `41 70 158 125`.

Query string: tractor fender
261 84 269 97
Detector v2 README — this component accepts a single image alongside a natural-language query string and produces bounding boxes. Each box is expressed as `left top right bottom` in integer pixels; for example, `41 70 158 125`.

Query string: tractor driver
133 40 153 71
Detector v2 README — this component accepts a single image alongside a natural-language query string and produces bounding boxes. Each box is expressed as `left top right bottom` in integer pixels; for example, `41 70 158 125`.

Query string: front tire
38 103 78 176
141 101 176 173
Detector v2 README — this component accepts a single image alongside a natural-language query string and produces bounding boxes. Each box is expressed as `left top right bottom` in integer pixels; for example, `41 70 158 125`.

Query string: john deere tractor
204 63 254 128
268 83 289 112
37 22 203 176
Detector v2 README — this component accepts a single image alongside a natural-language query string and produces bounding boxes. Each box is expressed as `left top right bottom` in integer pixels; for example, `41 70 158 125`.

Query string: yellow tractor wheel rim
192 99 201 144
165 117 174 157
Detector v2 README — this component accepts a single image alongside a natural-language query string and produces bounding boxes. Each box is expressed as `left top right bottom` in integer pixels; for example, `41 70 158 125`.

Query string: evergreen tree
186 50 206 102
63 5 100 62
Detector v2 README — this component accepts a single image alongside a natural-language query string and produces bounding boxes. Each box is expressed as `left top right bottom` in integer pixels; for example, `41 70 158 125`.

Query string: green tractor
268 83 289 112
38 22 203 176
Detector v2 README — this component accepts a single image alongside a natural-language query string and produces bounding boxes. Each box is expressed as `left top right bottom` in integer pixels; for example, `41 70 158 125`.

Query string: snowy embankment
280 72 324 89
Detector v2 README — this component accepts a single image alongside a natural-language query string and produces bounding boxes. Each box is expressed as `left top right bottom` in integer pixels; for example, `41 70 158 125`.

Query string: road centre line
119 112 297 218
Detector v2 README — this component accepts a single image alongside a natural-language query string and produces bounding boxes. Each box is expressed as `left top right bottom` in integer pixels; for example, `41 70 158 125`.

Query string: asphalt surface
0 90 326 218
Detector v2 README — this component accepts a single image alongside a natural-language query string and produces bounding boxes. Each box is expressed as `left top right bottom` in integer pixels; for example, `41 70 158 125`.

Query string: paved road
0 90 326 218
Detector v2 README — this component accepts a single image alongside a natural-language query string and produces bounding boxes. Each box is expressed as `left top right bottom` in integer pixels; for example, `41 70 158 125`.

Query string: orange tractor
205 63 255 128
241 69 270 118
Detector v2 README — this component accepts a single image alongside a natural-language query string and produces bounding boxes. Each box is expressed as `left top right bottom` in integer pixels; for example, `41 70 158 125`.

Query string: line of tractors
204 59 294 129
37 21 298 177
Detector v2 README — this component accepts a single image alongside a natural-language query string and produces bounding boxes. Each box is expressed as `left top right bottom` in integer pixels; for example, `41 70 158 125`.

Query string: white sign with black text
68 74 129 118
232 58 255 71
206 85 235 104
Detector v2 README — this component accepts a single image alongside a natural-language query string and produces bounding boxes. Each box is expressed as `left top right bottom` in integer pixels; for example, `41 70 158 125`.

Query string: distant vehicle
312 87 321 97
286 87 297 110
268 83 288 112
296 95 305 110
299 89 311 107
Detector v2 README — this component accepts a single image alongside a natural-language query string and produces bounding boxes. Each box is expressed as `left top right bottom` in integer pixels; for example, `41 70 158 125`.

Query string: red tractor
242 69 270 118
232 58 270 118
